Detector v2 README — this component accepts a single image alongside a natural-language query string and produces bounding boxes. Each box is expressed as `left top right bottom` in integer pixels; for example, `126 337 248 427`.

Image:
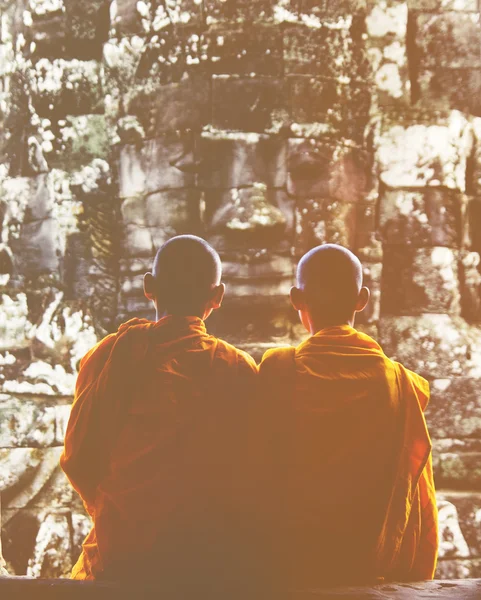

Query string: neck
156 309 205 322
308 315 355 336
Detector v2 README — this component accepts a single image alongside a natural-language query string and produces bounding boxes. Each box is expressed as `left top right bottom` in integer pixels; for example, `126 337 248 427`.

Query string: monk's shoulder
210 337 258 375
393 360 430 409
78 320 150 373
74 333 118 393
259 346 296 377
77 320 152 388
79 333 117 371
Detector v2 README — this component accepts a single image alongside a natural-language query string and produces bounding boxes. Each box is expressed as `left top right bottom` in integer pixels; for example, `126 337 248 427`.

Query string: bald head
295 244 364 325
146 235 223 317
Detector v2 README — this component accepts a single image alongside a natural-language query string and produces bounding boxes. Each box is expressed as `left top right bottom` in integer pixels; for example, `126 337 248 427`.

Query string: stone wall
0 0 480 579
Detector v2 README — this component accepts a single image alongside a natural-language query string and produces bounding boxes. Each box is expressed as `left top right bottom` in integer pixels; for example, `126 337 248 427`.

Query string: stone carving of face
114 2 373 352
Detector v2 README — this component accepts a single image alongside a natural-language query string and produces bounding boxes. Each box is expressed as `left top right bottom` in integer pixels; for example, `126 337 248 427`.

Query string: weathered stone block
460 250 481 322
2 173 53 227
118 295 154 323
120 273 145 298
64 0 107 60
204 0 276 23
54 405 70 445
0 447 62 513
2 359 77 397
26 512 73 577
145 190 201 234
289 76 371 134
284 24 351 77
366 1 407 39
381 247 461 316
2 508 42 575
198 132 286 189
366 36 409 105
0 448 41 500
470 118 481 196
408 0 477 8
212 76 287 132
437 499 471 560
118 133 195 198
436 558 481 579
289 76 338 124
51 115 110 171
357 238 383 264
418 68 481 117
209 246 293 298
0 294 29 351
297 0 367 18
121 27 209 86
355 200 377 250
416 13 481 70
121 190 201 258
378 314 481 378
207 25 283 76
427 377 481 439
29 8 67 59
119 255 151 272
122 223 154 258
379 187 462 247
294 198 357 255
30 59 103 118
114 0 202 35
11 219 59 278
433 438 481 488
287 139 332 198
112 0 145 36
0 396 56 448
287 139 371 203
129 75 211 136
376 113 473 191
209 296 293 346
32 467 82 513
207 187 293 252
435 494 481 576
440 492 481 560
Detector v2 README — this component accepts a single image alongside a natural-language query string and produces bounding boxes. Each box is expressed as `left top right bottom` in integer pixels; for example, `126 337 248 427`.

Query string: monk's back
258 326 403 587
106 318 249 515
63 316 257 587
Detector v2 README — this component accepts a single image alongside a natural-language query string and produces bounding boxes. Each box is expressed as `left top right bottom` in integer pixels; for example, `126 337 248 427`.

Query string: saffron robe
61 316 258 588
254 325 438 588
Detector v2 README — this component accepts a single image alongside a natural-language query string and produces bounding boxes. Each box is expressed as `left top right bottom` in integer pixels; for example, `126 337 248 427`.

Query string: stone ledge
0 578 480 599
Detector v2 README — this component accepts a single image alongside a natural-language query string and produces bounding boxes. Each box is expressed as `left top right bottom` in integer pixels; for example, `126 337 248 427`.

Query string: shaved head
297 244 363 322
150 235 222 315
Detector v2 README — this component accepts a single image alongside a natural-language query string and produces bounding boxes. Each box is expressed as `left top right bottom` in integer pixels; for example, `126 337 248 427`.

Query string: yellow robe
254 325 438 588
61 316 258 588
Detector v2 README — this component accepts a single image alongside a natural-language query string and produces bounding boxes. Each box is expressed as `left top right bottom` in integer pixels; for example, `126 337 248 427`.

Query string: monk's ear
210 283 225 310
290 286 305 311
143 272 156 302
355 286 370 313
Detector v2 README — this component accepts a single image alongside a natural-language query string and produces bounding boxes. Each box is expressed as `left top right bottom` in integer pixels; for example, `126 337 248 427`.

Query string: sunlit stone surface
0 0 480 580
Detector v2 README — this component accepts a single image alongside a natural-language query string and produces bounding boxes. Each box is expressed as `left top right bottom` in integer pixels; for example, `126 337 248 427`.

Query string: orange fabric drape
61 316 258 583
253 325 438 589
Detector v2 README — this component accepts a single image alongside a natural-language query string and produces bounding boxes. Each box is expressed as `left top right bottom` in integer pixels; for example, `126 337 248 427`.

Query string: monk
61 235 258 594
253 244 438 589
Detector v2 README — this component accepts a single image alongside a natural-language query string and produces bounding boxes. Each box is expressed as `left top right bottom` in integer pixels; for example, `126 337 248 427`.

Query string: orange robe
61 316 258 588
253 325 438 589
